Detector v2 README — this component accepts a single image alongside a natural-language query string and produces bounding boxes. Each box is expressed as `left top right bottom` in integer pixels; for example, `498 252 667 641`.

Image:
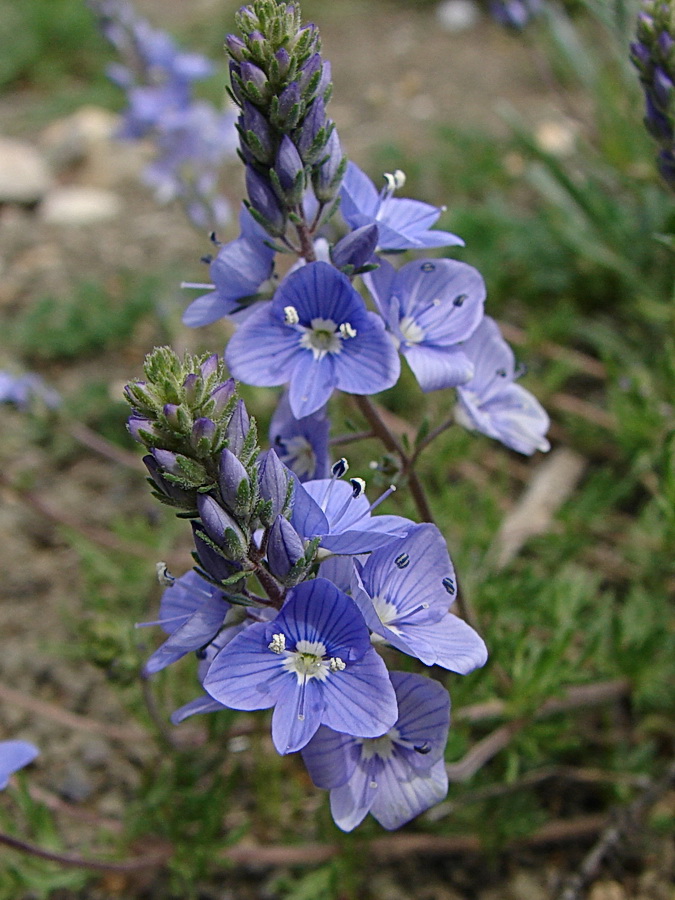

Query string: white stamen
329 657 346 672
284 305 300 325
339 322 357 339
181 281 215 290
383 169 406 192
268 633 287 653
156 562 175 587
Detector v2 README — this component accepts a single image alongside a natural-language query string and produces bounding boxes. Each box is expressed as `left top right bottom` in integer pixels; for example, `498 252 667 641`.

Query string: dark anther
350 477 365 498
395 552 410 569
496 368 507 377
442 577 455 595
200 254 214 265
453 294 467 307
420 262 435 273
414 741 432 754
331 457 349 478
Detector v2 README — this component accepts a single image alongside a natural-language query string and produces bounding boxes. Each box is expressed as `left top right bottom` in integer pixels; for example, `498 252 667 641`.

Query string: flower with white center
455 316 550 455
226 261 400 418
364 257 486 392
351 524 488 672
302 671 451 831
340 161 464 251
203 578 398 754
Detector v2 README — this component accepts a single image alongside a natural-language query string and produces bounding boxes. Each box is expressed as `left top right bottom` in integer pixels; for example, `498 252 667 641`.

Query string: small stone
436 0 480 33
40 186 122 225
0 137 52 204
57 762 94 803
80 738 112 768
505 872 548 900
588 882 627 900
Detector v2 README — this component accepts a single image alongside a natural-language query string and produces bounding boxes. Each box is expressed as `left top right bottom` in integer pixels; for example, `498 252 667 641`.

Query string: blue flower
183 205 276 326
139 570 240 675
291 475 413 555
340 162 464 251
0 371 61 410
203 578 398 754
301 671 450 831
365 257 486 391
225 261 400 418
269 390 331 482
0 740 38 789
455 317 550 455
351 524 488 672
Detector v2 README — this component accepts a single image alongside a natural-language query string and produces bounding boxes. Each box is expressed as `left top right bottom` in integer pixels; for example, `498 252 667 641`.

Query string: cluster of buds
125 348 316 601
226 0 345 237
631 1 675 189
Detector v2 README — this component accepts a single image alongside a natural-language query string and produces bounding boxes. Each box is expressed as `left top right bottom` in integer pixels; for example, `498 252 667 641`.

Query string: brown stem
352 395 435 524
295 221 317 262
220 814 609 867
408 415 455 466
69 423 141 470
0 832 170 872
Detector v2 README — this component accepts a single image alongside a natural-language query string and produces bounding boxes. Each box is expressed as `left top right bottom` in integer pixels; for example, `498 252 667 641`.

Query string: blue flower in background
351 524 488 672
203 578 398 754
365 257 486 391
0 371 61 410
302 671 450 831
456 316 550 455
340 162 464 251
225 261 400 418
0 741 39 789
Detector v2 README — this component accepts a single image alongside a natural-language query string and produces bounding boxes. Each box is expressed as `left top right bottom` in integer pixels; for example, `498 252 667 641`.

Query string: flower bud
226 399 251 456
245 167 287 236
257 449 291 524
331 223 379 272
312 128 345 202
219 447 250 511
274 135 305 205
191 522 242 583
240 60 270 103
267 515 305 580
197 494 247 559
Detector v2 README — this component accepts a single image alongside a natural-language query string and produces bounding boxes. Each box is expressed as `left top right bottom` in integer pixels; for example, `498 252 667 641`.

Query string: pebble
40 186 123 225
0 136 52 204
57 761 95 803
436 0 481 33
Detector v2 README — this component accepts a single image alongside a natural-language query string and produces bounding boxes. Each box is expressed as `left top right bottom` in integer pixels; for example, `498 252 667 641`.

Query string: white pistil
360 730 397 761
371 595 401 633
399 316 425 345
339 322 357 339
298 317 343 360
268 633 287 653
282 639 338 684
284 305 300 325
